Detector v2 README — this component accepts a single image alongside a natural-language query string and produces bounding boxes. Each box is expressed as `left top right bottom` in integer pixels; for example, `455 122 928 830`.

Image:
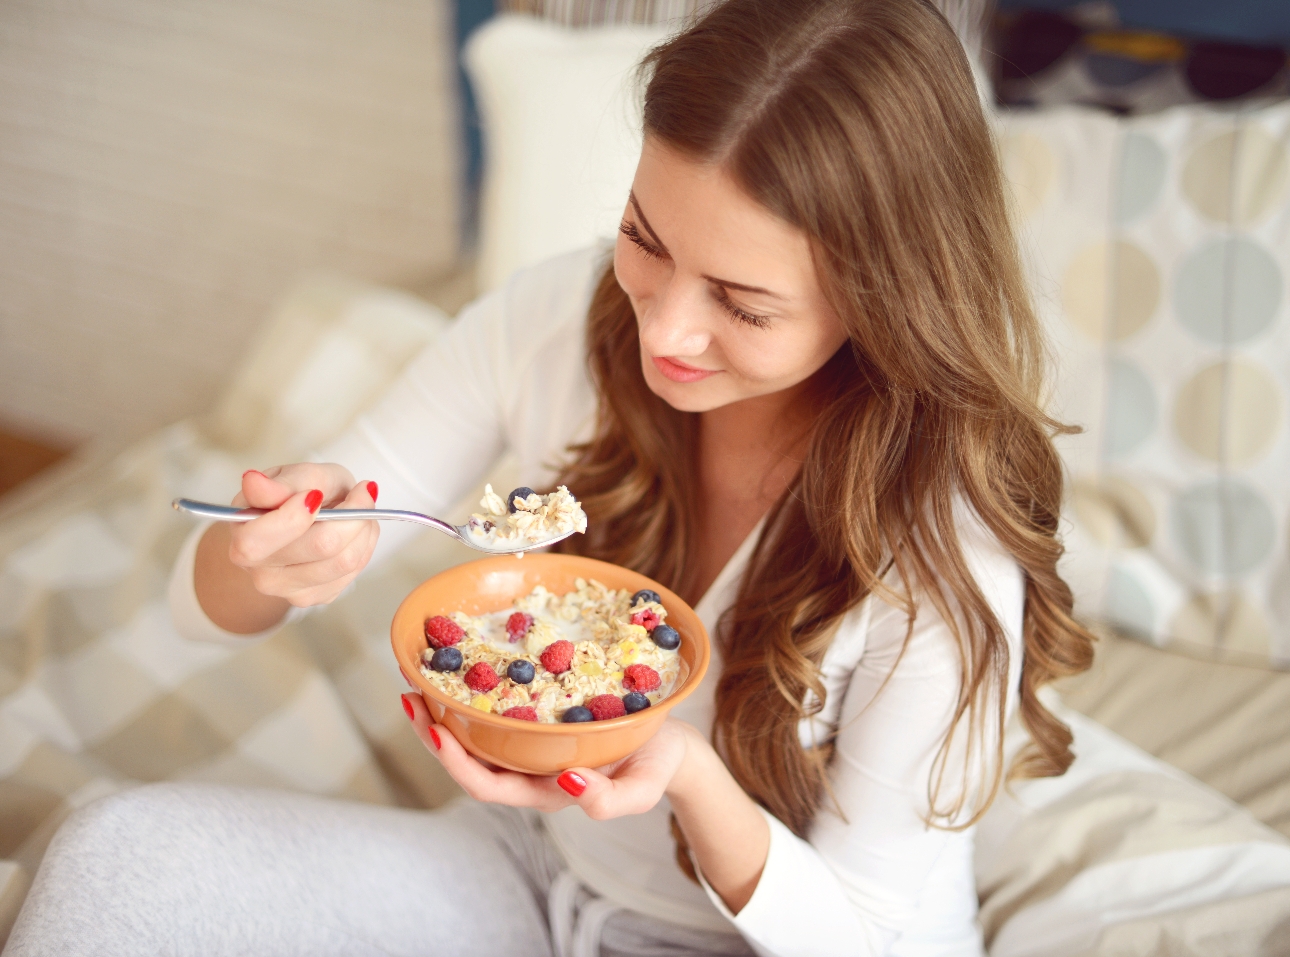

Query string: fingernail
401 695 414 720
366 481 379 503
557 771 586 797
243 469 264 479
429 728 441 750
304 489 323 513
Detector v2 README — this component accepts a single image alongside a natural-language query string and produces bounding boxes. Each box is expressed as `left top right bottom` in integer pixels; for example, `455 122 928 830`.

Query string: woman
6 1 1092 954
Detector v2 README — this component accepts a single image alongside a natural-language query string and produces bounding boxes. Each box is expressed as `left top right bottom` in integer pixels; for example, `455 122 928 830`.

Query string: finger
400 694 571 810
241 463 355 510
226 488 325 566
260 480 379 567
244 514 378 602
559 762 671 820
238 469 293 509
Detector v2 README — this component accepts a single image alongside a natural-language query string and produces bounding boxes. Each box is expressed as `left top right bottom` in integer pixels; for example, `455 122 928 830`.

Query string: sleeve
168 282 517 644
166 522 309 645
698 514 1026 957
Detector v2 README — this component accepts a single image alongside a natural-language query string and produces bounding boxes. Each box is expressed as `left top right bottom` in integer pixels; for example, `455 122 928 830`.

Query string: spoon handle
170 499 459 537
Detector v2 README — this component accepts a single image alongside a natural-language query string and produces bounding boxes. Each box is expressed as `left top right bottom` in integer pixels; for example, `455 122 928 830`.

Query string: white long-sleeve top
170 245 1025 957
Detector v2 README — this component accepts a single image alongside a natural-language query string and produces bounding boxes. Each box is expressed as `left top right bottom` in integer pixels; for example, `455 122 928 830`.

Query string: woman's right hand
193 464 380 634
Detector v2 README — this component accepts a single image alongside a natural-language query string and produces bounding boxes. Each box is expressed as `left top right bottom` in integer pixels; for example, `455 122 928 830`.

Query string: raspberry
629 609 660 632
587 694 627 721
540 640 574 674
622 664 660 693
425 615 464 649
502 706 538 722
506 612 533 642
463 662 499 693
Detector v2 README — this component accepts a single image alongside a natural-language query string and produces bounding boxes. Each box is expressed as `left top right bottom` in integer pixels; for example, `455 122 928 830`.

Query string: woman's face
615 137 849 414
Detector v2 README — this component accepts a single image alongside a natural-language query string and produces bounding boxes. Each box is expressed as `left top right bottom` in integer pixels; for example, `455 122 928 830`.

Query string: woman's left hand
401 692 692 817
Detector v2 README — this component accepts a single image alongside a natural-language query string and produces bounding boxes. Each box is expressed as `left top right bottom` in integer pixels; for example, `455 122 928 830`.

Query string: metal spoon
170 498 576 555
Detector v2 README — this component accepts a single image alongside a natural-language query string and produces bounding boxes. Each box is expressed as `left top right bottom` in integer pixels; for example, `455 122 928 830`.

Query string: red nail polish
557 771 586 797
304 489 323 513
401 695 414 720
429 728 441 750
366 481 379 503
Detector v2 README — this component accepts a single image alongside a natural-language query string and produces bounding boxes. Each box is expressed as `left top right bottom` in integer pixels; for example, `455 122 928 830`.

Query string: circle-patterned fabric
998 102 1290 668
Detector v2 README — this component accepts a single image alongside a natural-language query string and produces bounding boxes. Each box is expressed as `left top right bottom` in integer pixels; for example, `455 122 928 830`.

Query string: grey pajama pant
3 783 753 957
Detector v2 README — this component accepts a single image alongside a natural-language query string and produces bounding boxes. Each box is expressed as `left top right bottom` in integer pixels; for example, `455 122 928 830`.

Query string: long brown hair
554 0 1094 838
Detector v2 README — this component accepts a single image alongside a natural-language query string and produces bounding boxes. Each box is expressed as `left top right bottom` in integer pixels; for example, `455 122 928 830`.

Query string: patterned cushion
999 102 1290 668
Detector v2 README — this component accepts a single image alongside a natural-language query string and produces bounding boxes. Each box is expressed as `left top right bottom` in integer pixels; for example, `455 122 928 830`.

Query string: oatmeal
418 580 684 723
465 485 587 550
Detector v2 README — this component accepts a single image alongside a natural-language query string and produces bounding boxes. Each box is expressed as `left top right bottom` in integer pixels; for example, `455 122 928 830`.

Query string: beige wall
0 0 462 447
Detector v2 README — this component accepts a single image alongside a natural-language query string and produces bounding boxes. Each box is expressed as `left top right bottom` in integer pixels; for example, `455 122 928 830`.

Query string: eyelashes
619 221 663 261
618 219 772 330
714 288 771 329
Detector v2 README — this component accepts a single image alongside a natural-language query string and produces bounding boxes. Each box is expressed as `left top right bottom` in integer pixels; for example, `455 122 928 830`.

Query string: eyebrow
628 191 788 302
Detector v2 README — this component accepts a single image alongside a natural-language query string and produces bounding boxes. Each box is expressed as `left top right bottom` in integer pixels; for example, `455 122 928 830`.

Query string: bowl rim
391 553 711 734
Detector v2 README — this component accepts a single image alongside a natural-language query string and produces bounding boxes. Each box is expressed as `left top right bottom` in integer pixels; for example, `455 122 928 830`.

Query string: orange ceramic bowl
391 553 710 775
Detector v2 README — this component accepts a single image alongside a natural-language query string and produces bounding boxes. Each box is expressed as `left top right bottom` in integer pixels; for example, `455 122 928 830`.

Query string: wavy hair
553 0 1094 839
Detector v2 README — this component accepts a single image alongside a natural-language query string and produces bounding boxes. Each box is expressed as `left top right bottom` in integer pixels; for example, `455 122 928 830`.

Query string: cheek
613 237 660 305
723 321 846 385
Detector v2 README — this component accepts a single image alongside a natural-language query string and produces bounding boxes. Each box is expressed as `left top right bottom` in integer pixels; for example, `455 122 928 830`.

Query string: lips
652 356 719 383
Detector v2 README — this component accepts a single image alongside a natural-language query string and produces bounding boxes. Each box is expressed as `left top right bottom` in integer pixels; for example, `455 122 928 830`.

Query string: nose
637 275 713 358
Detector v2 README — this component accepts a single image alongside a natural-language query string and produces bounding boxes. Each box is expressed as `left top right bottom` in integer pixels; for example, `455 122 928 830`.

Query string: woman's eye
715 288 771 330
619 221 665 261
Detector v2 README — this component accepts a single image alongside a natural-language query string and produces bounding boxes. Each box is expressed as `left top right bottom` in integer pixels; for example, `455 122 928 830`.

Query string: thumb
238 469 293 509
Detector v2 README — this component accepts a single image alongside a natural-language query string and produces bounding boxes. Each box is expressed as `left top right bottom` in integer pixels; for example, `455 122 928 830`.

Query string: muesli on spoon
465 485 588 551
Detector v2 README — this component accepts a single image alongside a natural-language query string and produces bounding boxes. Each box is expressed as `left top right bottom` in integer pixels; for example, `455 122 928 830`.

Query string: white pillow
464 15 671 292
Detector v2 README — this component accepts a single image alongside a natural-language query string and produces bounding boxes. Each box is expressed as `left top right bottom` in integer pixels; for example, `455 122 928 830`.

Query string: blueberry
622 692 651 713
507 487 537 513
430 647 463 672
561 706 594 723
507 659 536 684
631 589 662 607
650 624 680 650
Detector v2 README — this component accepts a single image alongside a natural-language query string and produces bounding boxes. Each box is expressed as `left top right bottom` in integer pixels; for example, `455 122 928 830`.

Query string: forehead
632 137 818 300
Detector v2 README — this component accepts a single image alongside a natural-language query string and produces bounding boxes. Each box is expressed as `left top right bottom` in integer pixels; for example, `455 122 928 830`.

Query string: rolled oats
419 579 683 723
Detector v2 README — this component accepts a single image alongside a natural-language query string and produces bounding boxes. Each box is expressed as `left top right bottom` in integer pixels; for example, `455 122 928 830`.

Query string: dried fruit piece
503 706 538 721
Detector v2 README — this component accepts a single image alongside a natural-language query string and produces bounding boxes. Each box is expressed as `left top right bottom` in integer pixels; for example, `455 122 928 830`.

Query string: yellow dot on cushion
1170 590 1271 658
1071 476 1156 548
1182 126 1289 227
1062 241 1159 341
1173 360 1281 466
1000 131 1056 219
